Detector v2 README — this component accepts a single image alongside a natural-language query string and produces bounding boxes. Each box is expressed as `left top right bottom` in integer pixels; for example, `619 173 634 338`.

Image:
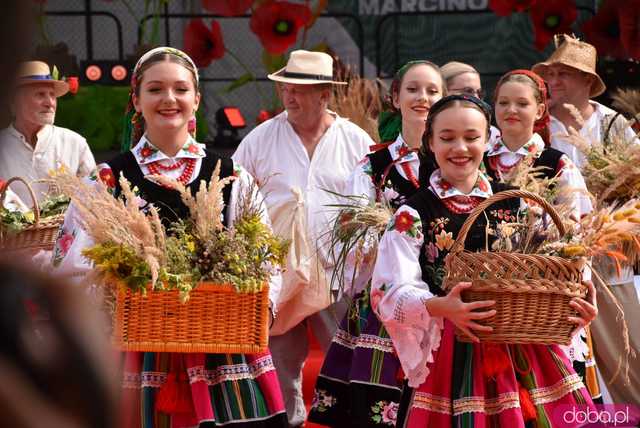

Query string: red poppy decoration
66 76 79 95
250 1 312 54
202 0 253 16
489 0 537 16
582 0 640 60
187 143 200 154
256 109 272 124
98 167 116 188
478 179 489 192
529 0 578 51
183 19 225 68
394 211 415 233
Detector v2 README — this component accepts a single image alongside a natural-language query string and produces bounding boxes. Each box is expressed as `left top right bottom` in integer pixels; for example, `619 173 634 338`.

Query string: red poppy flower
98 167 116 188
529 0 578 51
250 1 312 54
582 0 640 60
394 211 415 233
478 179 489 192
183 18 225 67
66 76 79 95
489 0 537 16
527 143 537 153
187 144 200 154
202 0 253 16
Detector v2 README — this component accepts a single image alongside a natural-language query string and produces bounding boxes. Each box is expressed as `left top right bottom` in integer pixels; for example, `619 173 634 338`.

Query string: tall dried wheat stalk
148 160 235 243
330 67 383 143
51 171 166 285
611 88 640 120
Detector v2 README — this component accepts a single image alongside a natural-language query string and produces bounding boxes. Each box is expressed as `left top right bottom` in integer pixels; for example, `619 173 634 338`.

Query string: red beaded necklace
400 162 419 188
147 158 197 185
151 158 186 171
442 195 483 214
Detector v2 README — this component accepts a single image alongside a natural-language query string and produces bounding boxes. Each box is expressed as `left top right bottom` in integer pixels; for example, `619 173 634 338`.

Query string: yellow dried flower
561 245 587 257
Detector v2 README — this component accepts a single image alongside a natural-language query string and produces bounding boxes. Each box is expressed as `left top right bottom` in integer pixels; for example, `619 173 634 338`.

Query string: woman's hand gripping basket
443 189 587 345
113 282 270 354
0 177 64 252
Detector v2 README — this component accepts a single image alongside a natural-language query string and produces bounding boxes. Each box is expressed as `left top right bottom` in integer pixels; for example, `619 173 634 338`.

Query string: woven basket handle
449 189 565 255
0 176 41 225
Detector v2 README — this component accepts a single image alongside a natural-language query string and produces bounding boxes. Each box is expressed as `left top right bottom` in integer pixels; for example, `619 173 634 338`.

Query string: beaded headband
425 94 492 138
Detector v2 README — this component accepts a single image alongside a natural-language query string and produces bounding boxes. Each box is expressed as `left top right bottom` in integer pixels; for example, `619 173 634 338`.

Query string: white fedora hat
15 61 69 97
267 50 346 85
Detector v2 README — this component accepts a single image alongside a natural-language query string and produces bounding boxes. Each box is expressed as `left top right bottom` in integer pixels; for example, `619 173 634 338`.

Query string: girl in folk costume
50 47 288 428
371 95 597 427
308 61 445 427
485 69 602 402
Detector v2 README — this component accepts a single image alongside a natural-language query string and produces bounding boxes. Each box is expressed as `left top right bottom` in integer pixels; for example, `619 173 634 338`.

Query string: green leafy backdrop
56 85 209 153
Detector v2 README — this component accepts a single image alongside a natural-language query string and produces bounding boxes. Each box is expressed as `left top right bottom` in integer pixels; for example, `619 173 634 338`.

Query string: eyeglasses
449 87 485 99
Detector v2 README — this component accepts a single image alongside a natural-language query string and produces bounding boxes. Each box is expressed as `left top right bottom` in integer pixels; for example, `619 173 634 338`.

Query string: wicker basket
443 189 587 345
0 177 64 252
113 282 270 354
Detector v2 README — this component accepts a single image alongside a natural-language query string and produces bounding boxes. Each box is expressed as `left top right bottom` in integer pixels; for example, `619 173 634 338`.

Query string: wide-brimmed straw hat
532 34 606 98
15 61 69 97
267 50 347 85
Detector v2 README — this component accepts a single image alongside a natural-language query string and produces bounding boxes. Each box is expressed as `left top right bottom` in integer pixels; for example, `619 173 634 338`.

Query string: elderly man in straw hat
0 61 95 205
233 50 373 426
534 35 639 405
532 34 637 169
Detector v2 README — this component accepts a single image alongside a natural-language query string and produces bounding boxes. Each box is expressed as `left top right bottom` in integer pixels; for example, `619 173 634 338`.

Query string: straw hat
532 34 606 98
15 61 69 97
267 50 346 85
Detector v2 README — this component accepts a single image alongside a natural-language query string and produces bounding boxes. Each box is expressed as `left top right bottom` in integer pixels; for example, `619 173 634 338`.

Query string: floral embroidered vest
405 182 519 296
107 150 234 227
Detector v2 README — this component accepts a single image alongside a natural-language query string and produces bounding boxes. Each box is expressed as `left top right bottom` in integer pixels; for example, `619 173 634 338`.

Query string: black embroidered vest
107 150 234 227
405 182 519 296
368 146 419 208
484 147 565 182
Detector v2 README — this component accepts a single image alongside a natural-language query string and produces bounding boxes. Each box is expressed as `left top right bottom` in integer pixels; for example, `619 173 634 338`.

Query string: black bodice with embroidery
368 146 419 209
483 147 565 182
405 182 520 296
107 150 234 227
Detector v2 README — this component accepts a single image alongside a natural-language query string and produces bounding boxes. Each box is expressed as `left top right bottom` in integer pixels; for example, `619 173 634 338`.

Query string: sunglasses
449 87 485 99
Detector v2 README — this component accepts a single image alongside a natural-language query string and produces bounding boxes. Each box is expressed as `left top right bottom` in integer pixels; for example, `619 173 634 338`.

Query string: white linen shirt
550 101 637 169
233 110 374 281
0 124 96 204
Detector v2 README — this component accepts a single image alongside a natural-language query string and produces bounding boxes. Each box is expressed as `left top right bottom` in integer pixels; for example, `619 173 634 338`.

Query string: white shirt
233 110 374 279
0 124 96 204
550 101 637 169
50 137 282 309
